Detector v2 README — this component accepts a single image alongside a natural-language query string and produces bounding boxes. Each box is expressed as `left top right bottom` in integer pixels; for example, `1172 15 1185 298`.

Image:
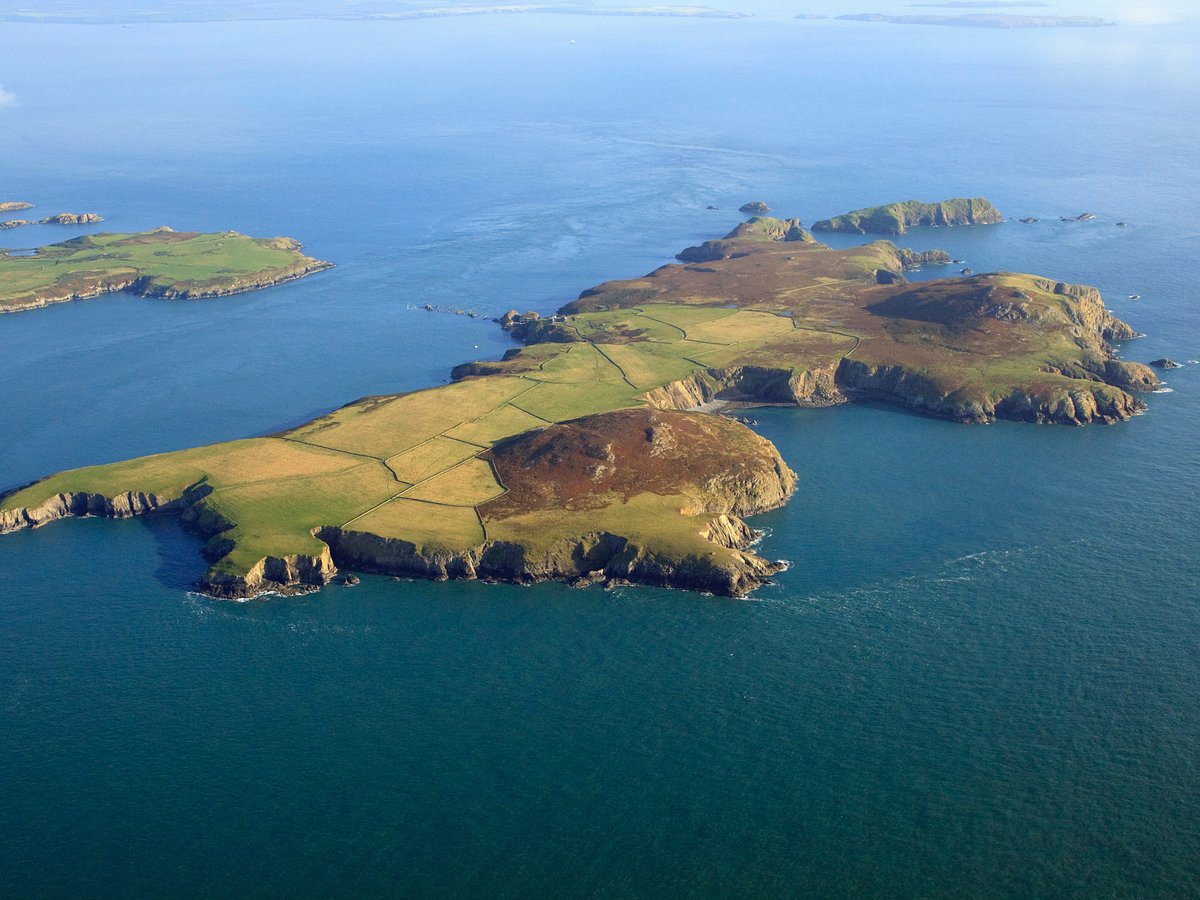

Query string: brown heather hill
318 409 796 598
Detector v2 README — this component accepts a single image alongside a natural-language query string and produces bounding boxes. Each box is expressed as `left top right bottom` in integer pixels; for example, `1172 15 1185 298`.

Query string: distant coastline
0 3 749 25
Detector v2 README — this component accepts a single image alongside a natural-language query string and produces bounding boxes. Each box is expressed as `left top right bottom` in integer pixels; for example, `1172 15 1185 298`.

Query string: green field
0 229 331 312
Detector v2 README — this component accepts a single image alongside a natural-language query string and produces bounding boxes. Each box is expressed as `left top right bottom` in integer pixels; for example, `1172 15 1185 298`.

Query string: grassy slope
0 230 329 310
1 227 1149 584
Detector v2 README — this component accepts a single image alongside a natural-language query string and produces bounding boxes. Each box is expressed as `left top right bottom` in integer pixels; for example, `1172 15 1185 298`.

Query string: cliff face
835 358 1145 424
0 488 201 534
200 548 337 599
40 213 104 225
641 364 844 410
317 527 783 598
813 198 1003 235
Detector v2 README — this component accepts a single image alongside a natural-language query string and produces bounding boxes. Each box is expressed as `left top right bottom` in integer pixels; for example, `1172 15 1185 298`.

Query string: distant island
1 212 104 229
0 198 1160 600
833 13 1111 28
0 2 748 24
0 229 332 314
0 201 33 213
908 2 1049 7
812 197 1003 235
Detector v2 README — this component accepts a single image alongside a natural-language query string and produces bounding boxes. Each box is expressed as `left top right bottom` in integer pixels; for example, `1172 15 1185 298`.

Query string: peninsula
0 208 1158 599
0 228 332 314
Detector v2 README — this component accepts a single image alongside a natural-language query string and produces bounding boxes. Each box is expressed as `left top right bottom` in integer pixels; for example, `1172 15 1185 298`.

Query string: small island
2 212 105 229
834 13 1110 28
0 201 33 213
0 206 1159 599
0 228 332 314
812 197 1004 235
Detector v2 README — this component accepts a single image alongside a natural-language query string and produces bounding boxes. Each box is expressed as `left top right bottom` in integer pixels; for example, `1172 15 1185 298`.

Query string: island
0 201 33 213
833 13 1110 28
0 228 332 314
812 197 1004 235
2 212 105 229
0 209 1159 599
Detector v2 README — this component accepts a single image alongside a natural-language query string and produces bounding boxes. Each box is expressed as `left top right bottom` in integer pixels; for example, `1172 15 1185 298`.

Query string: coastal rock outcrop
40 213 104 225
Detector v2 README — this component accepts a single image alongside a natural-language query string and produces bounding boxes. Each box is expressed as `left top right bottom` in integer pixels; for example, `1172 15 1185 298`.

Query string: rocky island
0 201 33 213
834 13 1110 28
0 228 332 314
0 206 1159 599
812 197 1004 235
2 212 105 229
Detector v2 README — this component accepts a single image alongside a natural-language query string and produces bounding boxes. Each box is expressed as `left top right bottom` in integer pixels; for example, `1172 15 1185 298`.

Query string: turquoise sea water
1 14 1199 897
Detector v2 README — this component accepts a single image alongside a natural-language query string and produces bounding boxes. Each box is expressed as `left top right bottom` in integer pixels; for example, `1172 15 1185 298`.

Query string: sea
1 8 1198 897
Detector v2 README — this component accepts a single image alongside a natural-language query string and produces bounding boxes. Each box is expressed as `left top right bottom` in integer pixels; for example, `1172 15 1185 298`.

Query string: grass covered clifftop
812 198 1003 235
0 209 1160 600
0 229 332 313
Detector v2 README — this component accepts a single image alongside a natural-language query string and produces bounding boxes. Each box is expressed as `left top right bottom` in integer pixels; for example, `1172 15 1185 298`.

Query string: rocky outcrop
897 248 952 269
1150 358 1182 369
636 353 1148 427
199 546 337 599
813 198 1003 235
317 526 784 598
0 219 32 229
739 201 770 214
40 213 103 225
836 357 1145 424
0 201 32 213
642 363 845 411
677 216 814 262
1026 278 1140 340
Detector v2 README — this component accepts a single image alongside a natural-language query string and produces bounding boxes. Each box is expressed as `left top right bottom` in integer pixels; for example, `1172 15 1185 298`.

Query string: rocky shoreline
0 259 334 315
0 483 790 600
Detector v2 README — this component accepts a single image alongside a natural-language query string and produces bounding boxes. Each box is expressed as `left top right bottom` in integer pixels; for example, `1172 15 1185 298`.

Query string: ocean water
1 13 1198 897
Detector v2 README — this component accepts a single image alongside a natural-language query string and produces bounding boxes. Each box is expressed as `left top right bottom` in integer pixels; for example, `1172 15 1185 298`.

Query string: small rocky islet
0 196 1165 600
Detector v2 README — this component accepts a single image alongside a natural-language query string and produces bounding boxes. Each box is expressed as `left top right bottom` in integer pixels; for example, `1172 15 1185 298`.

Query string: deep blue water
1 13 1199 897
